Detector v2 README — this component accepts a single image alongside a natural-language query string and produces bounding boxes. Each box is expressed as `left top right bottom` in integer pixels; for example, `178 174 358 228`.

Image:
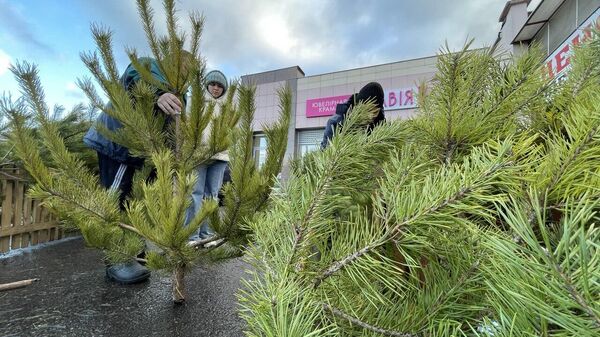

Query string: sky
0 0 509 110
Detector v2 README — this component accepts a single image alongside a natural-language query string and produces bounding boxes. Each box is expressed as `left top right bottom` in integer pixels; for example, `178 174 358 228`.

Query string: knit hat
205 70 228 98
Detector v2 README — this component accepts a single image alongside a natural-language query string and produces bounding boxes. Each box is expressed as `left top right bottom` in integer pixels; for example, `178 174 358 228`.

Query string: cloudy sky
0 0 509 109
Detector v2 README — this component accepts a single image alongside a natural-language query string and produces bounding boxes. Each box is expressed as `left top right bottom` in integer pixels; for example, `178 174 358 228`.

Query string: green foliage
4 0 290 301
5 63 132 258
241 34 600 336
413 42 548 165
485 192 600 336
215 85 292 252
0 94 97 176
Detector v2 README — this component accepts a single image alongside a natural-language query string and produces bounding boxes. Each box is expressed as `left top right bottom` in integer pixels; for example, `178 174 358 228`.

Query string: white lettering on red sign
545 8 600 79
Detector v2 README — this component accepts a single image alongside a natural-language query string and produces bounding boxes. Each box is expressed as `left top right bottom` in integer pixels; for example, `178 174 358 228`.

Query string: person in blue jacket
84 57 188 284
320 82 386 149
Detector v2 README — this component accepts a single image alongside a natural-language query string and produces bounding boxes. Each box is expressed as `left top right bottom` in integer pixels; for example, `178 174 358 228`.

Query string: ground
0 238 247 337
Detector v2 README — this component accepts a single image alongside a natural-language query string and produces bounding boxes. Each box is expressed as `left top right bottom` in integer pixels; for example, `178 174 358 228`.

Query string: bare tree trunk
172 266 186 304
171 113 186 305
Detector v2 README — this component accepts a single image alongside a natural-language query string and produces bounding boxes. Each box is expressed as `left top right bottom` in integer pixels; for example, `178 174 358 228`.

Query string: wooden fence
0 170 63 253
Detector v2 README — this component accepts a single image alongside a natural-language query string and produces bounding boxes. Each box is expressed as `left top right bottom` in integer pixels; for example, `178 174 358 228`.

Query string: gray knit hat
205 70 228 98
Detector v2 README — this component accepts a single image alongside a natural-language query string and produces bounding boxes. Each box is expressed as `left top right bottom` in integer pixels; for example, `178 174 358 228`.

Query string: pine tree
0 96 97 176
4 0 290 303
240 34 599 335
211 84 291 255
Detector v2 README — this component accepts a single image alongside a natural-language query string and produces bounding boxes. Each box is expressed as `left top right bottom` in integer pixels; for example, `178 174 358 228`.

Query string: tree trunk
172 266 186 304
172 113 185 305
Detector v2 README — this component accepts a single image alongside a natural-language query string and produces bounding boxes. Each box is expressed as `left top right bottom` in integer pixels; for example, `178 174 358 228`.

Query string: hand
157 93 183 116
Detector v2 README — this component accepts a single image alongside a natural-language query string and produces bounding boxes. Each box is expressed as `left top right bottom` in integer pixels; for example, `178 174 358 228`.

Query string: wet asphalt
0 238 248 337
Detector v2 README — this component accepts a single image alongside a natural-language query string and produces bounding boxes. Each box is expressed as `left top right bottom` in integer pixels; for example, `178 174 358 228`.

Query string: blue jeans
185 160 228 239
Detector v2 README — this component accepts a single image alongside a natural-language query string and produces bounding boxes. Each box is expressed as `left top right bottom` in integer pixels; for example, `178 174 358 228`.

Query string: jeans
185 160 228 239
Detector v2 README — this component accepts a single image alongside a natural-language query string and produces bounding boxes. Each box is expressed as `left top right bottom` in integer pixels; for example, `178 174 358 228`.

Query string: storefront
500 0 599 79
241 56 438 174
242 0 599 175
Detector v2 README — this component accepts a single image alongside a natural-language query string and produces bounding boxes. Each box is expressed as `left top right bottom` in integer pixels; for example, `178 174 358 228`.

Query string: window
532 23 549 55
548 0 577 53
577 0 599 25
253 134 267 168
297 129 324 157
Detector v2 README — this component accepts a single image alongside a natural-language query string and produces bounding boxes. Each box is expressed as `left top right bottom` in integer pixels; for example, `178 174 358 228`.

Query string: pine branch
413 259 481 327
322 303 420 337
136 0 163 70
118 222 143 237
545 123 600 197
442 52 460 165
541 246 600 328
289 171 332 273
253 85 291 213
43 188 141 235
90 24 119 83
188 13 204 59
187 235 222 248
313 160 511 288
201 238 226 252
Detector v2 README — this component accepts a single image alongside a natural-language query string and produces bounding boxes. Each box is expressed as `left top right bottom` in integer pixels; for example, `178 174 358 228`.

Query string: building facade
241 56 438 176
241 0 599 176
496 0 599 79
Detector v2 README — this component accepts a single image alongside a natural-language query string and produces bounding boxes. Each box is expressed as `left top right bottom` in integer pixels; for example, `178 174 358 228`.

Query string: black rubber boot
106 260 150 285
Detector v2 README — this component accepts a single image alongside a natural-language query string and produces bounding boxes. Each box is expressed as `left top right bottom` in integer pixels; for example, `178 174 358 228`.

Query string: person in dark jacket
320 82 386 149
83 57 189 284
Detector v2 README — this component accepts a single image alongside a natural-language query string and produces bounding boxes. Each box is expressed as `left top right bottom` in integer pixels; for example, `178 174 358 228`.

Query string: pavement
0 238 248 337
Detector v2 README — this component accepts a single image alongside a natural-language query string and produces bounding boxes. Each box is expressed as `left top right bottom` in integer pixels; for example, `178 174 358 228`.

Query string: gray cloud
0 0 56 55
75 0 507 77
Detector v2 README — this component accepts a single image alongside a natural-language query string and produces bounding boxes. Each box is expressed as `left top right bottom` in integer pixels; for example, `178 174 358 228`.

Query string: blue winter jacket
320 102 350 149
83 57 168 164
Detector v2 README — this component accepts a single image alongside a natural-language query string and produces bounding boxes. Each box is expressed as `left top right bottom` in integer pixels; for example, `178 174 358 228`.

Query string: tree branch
545 124 600 197
289 164 336 273
322 302 420 337
187 235 222 248
43 188 143 238
541 247 600 328
313 162 509 288
313 186 472 288
0 278 39 292
118 222 142 236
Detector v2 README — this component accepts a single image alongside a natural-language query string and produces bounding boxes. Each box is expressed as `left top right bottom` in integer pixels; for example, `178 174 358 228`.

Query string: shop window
532 22 549 55
297 129 324 157
577 0 599 25
548 0 577 53
253 134 267 168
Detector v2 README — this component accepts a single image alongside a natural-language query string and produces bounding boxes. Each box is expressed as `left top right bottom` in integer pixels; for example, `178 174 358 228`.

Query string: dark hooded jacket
83 57 169 165
320 82 385 149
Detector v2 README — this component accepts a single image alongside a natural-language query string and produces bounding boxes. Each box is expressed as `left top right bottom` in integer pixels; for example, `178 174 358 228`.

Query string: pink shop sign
306 95 351 118
306 87 418 118
384 87 418 110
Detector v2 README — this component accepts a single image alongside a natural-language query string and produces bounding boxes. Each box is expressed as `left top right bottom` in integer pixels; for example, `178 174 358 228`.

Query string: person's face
208 82 224 98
